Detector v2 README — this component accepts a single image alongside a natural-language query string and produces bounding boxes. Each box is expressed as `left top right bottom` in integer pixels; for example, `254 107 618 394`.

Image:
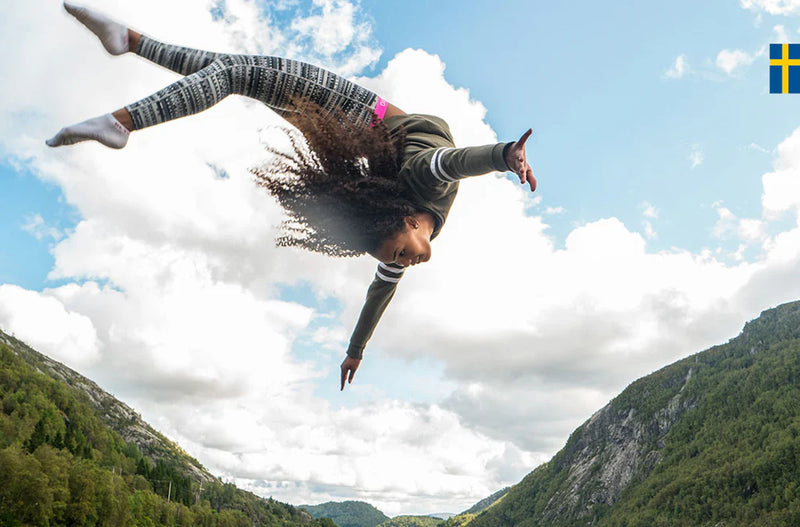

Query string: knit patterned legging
125 35 380 130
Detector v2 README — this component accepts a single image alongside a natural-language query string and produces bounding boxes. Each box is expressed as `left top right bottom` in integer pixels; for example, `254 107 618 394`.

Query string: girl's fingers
527 170 537 192
517 128 533 148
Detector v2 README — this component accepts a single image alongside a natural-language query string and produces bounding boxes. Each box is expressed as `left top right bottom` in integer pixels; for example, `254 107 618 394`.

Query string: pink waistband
372 96 388 126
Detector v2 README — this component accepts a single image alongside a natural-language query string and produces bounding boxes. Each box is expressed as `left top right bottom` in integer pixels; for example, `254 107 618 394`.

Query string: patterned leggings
125 35 381 131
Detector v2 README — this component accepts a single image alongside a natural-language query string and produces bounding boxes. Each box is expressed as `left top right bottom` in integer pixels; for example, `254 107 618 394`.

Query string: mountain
426 512 455 520
468 300 800 526
463 487 509 515
377 515 441 526
0 328 334 526
438 486 509 526
301 500 390 527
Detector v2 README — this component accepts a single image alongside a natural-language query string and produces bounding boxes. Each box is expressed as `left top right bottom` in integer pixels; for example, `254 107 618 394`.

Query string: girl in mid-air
48 3 537 390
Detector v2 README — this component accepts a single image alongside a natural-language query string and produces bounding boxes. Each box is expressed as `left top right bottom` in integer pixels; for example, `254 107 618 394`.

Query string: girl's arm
407 129 536 192
340 262 405 391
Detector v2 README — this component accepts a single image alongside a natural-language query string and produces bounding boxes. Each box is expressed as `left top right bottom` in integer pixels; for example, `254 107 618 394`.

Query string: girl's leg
134 35 224 77
65 2 223 75
48 53 382 148
124 54 380 131
49 3 394 148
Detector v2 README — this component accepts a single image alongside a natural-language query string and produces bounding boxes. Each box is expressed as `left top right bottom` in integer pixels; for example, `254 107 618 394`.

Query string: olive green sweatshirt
346 114 513 359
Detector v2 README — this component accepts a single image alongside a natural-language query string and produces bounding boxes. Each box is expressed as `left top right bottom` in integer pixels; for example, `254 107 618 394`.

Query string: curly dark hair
252 102 416 257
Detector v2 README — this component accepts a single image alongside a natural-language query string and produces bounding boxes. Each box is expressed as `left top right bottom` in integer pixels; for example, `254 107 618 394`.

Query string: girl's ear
405 216 420 229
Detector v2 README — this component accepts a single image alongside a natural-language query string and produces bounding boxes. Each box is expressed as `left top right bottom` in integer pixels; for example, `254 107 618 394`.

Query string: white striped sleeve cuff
429 147 457 183
376 262 405 283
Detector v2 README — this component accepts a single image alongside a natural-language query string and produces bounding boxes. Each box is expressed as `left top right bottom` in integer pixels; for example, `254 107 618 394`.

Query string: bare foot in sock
63 2 130 55
46 114 130 149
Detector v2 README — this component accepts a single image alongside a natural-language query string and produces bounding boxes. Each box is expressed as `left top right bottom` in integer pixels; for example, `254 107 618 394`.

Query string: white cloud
713 202 738 239
291 0 355 55
0 284 101 368
22 213 65 242
643 221 657 239
664 54 688 79
640 203 658 239
690 145 705 168
354 49 497 146
544 205 566 215
289 0 381 75
741 0 800 15
716 49 755 74
774 24 789 42
641 202 659 219
712 202 768 259
749 142 771 154
739 218 768 242
762 126 800 218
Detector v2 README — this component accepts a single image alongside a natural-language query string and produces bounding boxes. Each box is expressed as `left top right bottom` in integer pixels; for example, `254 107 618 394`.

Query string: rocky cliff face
0 329 215 484
470 300 800 526
539 367 696 522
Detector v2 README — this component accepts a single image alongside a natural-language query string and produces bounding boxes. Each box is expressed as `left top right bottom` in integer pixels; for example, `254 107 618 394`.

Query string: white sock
46 114 130 149
63 2 129 55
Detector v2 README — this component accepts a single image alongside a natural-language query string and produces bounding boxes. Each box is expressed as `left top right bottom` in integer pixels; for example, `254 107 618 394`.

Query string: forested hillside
301 500 389 527
0 329 334 527
438 487 508 527
377 515 441 527
468 300 800 526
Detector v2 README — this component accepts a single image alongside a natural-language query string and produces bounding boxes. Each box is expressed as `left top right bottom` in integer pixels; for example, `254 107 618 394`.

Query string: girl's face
372 217 432 267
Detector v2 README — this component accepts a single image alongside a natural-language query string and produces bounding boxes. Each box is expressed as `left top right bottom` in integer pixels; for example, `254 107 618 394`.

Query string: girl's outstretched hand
505 129 536 192
340 356 361 391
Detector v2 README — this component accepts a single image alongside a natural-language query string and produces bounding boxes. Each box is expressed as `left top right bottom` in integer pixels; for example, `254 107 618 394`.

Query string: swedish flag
770 44 800 93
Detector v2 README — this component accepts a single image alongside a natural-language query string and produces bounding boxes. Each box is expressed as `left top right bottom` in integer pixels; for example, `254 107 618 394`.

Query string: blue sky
365 0 798 252
4 0 800 516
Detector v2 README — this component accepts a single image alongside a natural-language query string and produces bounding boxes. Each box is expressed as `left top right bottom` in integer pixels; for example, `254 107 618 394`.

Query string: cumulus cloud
749 142 771 154
762 128 800 220
22 214 65 242
713 202 738 238
354 49 497 146
288 0 381 75
0 285 101 368
641 202 658 219
741 0 800 16
712 203 768 261
664 54 688 79
643 221 657 239
773 24 789 42
640 202 658 239
544 206 566 215
716 48 755 74
690 144 704 168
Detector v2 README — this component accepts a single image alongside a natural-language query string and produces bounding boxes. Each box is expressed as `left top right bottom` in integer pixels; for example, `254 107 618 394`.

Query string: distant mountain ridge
378 515 441 526
301 500 389 527
466 300 800 526
463 487 509 515
300 501 455 527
